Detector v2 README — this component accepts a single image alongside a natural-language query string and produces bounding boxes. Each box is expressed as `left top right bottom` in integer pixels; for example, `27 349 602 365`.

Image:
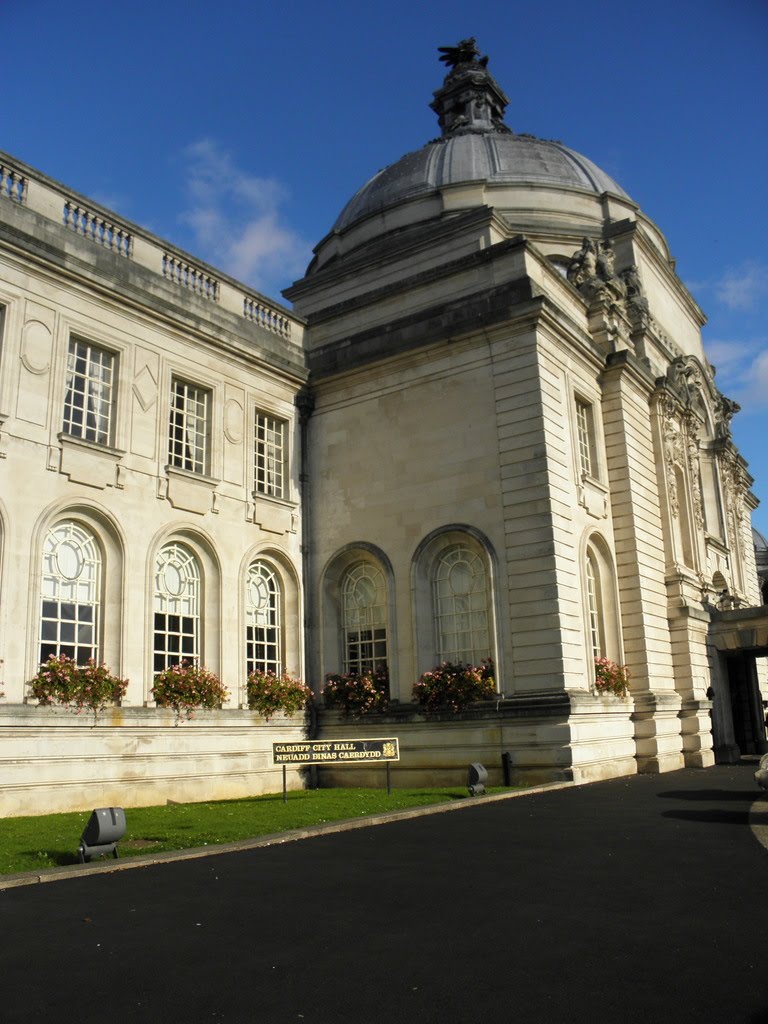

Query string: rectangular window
63 339 115 446
153 612 198 674
575 399 597 479
168 378 210 474
254 412 287 498
344 628 388 677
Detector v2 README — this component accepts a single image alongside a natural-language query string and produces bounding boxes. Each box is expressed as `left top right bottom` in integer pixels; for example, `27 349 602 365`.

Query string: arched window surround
152 541 202 674
411 525 500 685
28 501 126 686
145 526 221 702
580 531 623 677
238 546 302 706
319 543 395 695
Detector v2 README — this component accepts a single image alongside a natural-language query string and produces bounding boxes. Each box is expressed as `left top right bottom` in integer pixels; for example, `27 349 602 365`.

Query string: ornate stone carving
666 357 703 410
663 413 685 518
431 39 510 137
566 238 627 304
714 392 740 440
684 423 704 530
437 38 488 70
718 448 749 568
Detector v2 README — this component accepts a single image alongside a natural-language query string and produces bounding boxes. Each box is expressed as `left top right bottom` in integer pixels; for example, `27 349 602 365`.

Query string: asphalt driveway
3 762 768 1023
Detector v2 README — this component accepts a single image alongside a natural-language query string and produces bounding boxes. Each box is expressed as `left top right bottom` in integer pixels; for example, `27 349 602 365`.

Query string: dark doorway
726 653 767 755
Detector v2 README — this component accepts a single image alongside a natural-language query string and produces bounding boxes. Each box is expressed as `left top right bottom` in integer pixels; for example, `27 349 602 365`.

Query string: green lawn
0 787 510 876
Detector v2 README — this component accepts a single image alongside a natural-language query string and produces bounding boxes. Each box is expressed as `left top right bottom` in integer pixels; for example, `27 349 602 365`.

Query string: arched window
245 560 281 676
341 562 388 675
583 535 623 671
585 550 605 660
40 521 101 665
432 543 490 663
153 543 200 673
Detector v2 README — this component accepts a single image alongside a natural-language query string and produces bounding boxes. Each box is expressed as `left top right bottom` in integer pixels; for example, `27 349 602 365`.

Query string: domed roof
754 526 768 553
333 132 629 234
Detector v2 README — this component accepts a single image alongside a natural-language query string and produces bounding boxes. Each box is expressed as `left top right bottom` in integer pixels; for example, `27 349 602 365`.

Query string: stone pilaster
601 352 683 772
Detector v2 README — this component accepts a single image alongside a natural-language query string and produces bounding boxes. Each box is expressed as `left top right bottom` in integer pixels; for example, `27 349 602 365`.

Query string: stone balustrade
0 161 27 203
0 150 300 343
63 200 133 257
162 251 219 300
244 296 292 338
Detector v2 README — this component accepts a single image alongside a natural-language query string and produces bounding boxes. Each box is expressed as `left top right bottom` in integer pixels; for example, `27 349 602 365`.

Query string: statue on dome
566 238 597 288
596 240 616 280
567 238 627 303
437 38 489 70
715 393 740 439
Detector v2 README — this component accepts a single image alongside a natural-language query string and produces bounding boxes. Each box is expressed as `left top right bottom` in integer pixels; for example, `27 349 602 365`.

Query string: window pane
38 522 101 666
245 561 282 676
153 544 200 672
168 379 210 474
254 413 287 498
62 339 115 446
341 563 388 676
433 544 490 663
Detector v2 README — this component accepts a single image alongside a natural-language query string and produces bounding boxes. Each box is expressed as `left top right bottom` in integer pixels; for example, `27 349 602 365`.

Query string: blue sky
4 0 768 531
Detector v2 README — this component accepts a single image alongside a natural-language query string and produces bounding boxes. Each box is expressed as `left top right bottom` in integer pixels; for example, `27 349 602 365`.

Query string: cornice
307 280 543 379
0 216 308 386
299 232 529 327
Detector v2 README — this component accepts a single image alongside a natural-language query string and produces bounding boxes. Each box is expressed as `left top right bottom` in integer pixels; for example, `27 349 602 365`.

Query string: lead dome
309 37 643 275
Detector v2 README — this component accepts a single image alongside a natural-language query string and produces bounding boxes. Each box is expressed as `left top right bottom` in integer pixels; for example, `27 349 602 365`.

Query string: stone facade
0 43 766 814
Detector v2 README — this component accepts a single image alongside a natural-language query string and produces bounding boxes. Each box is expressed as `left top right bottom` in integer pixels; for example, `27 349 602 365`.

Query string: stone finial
437 37 488 70
430 39 511 137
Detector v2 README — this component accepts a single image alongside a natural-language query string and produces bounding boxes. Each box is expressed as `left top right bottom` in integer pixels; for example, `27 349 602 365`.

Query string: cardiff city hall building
1 41 767 816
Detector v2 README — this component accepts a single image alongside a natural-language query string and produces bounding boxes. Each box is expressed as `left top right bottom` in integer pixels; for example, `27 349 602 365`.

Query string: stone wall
314 697 637 789
0 706 308 817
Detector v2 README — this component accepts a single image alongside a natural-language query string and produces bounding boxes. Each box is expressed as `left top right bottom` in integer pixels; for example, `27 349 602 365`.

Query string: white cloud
738 348 768 412
706 337 768 411
178 139 311 297
714 262 768 311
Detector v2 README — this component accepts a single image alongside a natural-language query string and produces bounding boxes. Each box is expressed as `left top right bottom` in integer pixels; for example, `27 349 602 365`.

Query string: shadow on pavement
660 808 752 825
657 788 759 801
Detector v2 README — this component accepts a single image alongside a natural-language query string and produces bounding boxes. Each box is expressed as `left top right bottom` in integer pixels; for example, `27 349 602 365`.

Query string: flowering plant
28 654 128 722
322 664 389 717
247 669 312 721
412 658 496 713
151 661 229 722
594 656 630 698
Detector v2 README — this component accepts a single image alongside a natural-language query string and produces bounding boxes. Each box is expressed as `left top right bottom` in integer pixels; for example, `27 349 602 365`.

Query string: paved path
3 763 768 1023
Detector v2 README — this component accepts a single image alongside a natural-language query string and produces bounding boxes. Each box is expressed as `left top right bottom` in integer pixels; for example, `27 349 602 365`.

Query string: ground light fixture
77 807 126 862
467 763 487 796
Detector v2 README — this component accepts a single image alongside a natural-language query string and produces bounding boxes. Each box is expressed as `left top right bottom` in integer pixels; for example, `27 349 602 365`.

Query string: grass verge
0 787 510 875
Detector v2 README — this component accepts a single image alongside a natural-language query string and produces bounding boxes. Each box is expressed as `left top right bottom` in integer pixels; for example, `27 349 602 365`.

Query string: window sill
165 464 220 487
57 432 125 489
251 490 298 511
58 432 125 460
578 474 609 519
165 465 220 515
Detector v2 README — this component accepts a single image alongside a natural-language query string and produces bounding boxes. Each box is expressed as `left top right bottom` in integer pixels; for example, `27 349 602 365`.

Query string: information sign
272 738 400 766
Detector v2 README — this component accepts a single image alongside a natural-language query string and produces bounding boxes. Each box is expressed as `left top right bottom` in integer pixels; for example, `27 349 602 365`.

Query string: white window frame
585 550 605 660
39 521 101 665
245 560 282 676
341 562 388 675
254 411 287 499
432 544 490 664
168 378 210 475
575 397 598 480
63 338 116 446
153 542 201 673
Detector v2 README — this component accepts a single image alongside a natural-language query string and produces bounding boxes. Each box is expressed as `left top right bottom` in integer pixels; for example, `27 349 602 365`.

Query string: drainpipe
295 387 316 748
